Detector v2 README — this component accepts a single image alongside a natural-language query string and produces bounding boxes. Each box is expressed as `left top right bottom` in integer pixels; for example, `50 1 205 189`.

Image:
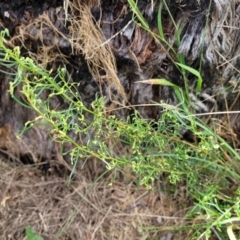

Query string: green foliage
1 0 240 235
0 29 215 188
124 1 240 238
175 63 203 94
25 227 43 240
128 0 149 29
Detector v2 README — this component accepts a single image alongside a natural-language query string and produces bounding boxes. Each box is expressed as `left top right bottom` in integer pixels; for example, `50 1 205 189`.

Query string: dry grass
8 0 126 102
70 2 126 101
1 1 240 239
0 156 189 240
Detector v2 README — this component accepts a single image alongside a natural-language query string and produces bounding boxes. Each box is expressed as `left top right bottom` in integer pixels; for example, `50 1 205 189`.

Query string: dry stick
215 48 240 92
104 102 240 117
192 110 240 117
111 213 182 219
91 206 112 240
214 48 240 126
73 186 101 213
99 19 134 47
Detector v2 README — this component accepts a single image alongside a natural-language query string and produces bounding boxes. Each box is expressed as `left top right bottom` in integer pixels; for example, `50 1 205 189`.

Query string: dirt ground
0 155 190 240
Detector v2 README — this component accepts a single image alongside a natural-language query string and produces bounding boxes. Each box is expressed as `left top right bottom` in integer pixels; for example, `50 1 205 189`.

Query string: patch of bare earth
0 156 189 240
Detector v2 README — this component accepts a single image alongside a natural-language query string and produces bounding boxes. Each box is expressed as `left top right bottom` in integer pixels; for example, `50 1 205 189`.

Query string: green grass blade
136 78 189 113
136 78 176 87
128 0 149 29
176 62 203 94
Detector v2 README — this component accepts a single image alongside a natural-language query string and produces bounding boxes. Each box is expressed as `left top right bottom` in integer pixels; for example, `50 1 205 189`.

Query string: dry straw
69 1 127 101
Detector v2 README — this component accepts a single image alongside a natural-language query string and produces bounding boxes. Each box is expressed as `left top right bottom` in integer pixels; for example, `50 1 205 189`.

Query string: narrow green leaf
136 78 176 87
136 78 188 112
176 63 201 77
128 0 149 29
175 62 203 93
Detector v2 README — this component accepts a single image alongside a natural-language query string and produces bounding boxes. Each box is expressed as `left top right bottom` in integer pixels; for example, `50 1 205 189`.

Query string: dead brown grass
1 1 240 239
69 2 126 101
8 1 126 103
0 156 190 240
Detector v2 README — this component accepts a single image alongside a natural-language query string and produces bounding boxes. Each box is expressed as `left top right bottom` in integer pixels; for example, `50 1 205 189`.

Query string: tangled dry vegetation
1 0 240 159
0 156 191 239
0 0 240 239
